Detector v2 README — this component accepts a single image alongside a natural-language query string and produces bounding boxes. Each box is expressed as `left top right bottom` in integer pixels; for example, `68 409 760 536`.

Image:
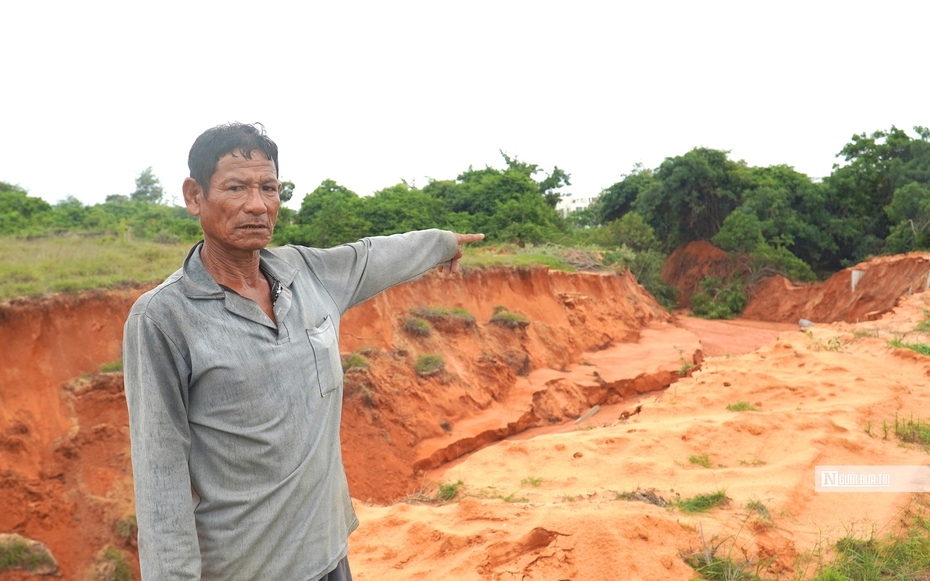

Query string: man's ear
183 178 204 217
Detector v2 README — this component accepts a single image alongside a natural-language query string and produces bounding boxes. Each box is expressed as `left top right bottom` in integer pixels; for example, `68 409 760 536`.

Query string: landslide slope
0 265 671 576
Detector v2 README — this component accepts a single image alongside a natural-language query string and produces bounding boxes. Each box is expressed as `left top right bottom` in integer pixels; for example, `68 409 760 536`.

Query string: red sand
2 258 930 579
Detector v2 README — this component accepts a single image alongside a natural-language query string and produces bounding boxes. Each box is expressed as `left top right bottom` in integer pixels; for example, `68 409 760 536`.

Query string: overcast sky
2 1 927 210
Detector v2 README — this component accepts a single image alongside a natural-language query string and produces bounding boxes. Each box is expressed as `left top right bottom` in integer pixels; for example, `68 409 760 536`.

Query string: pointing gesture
438 232 485 274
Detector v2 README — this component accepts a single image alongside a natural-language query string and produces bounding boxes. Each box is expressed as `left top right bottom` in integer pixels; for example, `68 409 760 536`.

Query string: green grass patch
99 359 123 373
0 235 191 299
0 538 55 572
489 307 530 329
436 480 463 501
689 453 712 469
414 354 445 376
726 401 757 412
888 338 930 356
459 246 576 272
521 476 543 487
411 306 476 328
403 317 431 337
678 490 729 513
102 546 132 581
341 352 370 372
895 412 930 449
745 500 770 521
811 526 930 581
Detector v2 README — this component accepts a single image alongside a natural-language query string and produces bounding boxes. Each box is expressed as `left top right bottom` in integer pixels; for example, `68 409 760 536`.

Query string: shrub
415 354 445 376
403 318 431 337
691 275 747 320
99 359 123 373
341 353 369 372
678 490 729 513
437 480 462 501
490 308 530 329
726 401 757 412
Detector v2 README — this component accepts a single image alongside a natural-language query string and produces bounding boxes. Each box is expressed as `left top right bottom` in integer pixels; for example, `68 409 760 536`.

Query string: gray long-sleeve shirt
123 230 458 581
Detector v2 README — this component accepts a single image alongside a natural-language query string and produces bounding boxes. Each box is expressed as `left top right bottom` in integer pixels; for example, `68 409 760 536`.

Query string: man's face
185 151 280 255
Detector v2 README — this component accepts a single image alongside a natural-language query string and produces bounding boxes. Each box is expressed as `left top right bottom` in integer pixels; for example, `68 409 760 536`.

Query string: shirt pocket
307 316 343 397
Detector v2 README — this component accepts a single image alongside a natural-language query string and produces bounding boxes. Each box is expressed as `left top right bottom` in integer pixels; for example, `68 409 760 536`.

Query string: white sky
2 1 927 210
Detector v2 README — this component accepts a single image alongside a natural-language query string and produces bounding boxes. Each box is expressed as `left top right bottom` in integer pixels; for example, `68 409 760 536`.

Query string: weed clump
436 480 463 501
726 401 758 412
689 453 712 468
0 535 58 575
341 352 369 372
99 359 123 373
489 306 530 330
415 354 445 377
678 490 729 513
889 338 930 357
403 317 431 337
894 412 930 449
411 306 476 331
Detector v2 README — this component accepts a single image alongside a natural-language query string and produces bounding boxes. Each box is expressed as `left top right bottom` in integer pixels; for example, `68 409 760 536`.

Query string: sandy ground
349 296 930 580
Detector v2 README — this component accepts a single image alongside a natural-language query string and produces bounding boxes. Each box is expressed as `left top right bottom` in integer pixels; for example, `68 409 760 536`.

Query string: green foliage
811 525 930 581
411 306 476 328
634 147 749 250
888 338 930 357
0 538 55 572
712 211 765 253
726 401 757 412
114 515 137 543
414 354 445 376
678 490 729 513
489 308 530 329
101 546 132 581
341 352 369 372
822 125 930 268
436 480 463 501
99 359 123 373
521 476 543 487
895 412 930 448
131 166 164 204
403 318 431 337
691 275 747 319
597 164 657 224
0 236 191 299
688 453 712 468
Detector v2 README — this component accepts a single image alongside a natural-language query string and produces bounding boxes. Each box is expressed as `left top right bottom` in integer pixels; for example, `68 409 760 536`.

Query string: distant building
557 194 598 218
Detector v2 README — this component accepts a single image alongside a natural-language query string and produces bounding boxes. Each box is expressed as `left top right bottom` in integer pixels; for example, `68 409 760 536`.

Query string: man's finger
455 233 485 245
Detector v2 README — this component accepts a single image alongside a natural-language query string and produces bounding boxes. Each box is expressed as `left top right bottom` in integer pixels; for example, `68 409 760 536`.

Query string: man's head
183 123 281 257
188 122 279 195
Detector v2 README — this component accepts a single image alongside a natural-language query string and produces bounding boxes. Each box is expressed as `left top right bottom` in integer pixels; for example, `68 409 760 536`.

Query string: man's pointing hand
438 232 485 274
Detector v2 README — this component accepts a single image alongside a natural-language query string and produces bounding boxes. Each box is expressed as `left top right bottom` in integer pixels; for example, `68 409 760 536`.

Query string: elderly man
123 122 482 580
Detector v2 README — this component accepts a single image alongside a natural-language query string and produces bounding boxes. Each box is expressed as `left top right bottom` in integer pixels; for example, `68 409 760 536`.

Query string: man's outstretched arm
437 232 485 275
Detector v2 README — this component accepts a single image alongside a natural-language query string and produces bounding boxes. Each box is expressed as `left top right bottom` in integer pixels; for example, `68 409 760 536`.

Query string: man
123 122 483 580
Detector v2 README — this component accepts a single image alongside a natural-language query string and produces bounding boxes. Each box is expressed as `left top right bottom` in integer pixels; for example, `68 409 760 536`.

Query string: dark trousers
319 556 352 581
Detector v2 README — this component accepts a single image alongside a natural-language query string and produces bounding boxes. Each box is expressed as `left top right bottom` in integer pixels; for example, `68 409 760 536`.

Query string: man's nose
243 186 267 214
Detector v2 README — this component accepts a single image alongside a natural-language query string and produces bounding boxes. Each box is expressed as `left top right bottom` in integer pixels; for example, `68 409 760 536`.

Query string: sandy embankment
1 251 930 580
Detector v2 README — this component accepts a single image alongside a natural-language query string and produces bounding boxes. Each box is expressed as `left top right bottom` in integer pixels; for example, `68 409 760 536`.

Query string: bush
490 308 530 329
341 353 369 372
415 354 445 376
691 275 747 320
403 318 431 337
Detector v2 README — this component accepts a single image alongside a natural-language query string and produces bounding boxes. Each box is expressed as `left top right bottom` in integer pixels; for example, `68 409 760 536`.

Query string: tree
279 180 295 203
131 167 164 204
821 126 930 267
597 164 657 224
282 179 371 248
633 148 749 250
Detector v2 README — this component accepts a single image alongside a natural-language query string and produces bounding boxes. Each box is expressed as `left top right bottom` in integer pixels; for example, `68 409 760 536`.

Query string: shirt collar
181 241 299 299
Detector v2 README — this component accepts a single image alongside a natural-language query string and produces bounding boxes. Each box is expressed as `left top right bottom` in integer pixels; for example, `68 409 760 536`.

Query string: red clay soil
4 254 930 579
661 240 732 307
743 251 930 323
0 266 671 577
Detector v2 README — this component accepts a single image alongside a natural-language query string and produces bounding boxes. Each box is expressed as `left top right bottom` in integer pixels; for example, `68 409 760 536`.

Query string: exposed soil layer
4 258 930 580
743 252 930 323
662 241 732 307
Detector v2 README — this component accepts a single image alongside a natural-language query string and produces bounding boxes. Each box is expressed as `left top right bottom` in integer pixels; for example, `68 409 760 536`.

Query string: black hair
187 122 279 194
